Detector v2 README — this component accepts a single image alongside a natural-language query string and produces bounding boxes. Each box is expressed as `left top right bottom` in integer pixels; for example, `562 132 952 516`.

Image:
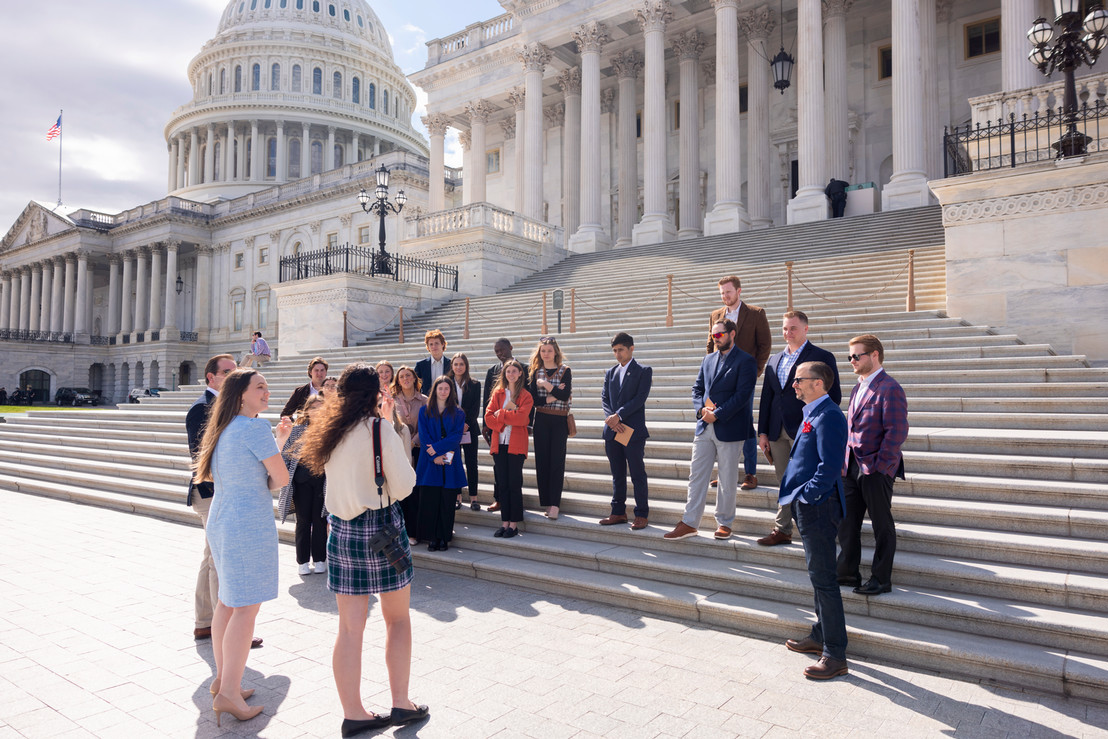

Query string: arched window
334 143 344 167
199 144 207 181
234 65 242 92
266 137 277 177
368 83 375 109
280 0 287 7
252 63 261 91
207 72 213 95
291 64 301 92
333 71 342 98
312 0 320 10
312 67 322 95
310 140 323 174
328 3 336 16
245 139 252 178
232 138 239 179
296 0 303 7
352 77 360 104
220 68 226 94
250 0 257 8
288 139 301 178
343 8 350 21
214 141 222 180
264 0 271 7
271 63 280 90
383 90 388 115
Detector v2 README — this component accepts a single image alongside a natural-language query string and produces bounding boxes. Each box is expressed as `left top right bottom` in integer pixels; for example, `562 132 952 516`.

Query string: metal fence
944 101 1107 176
0 330 73 343
279 243 458 291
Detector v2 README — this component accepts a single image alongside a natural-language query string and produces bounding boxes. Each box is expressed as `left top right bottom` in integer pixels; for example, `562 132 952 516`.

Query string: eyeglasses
792 377 816 384
846 352 872 362
711 332 729 339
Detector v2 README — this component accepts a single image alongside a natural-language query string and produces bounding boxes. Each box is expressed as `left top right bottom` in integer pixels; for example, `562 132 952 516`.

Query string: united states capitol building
1 0 1105 400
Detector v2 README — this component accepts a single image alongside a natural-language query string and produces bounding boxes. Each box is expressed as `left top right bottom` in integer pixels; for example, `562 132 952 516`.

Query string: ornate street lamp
356 164 407 272
770 0 794 93
1027 1 1107 156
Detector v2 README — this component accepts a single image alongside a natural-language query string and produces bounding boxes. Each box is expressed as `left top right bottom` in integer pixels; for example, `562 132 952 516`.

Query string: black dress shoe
341 714 390 736
389 704 429 726
427 542 439 552
502 527 518 538
493 527 507 538
853 579 892 596
439 540 449 551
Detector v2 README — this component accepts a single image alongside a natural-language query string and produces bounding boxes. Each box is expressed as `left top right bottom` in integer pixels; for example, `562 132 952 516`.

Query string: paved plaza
0 491 1105 739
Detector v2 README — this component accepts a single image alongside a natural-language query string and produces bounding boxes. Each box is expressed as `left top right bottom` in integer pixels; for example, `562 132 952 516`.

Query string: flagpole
56 109 63 207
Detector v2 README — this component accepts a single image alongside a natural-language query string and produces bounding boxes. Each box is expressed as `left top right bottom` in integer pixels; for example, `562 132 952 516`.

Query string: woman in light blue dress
195 368 291 726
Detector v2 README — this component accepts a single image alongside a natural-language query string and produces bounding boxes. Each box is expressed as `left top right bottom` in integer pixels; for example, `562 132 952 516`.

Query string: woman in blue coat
416 377 467 551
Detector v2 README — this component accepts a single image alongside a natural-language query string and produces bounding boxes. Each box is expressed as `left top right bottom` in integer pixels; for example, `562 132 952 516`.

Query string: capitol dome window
296 0 303 7
383 90 388 115
292 65 301 92
352 77 360 104
312 67 322 95
234 66 242 92
271 63 281 91
334 144 344 167
252 64 261 91
357 15 363 27
264 0 271 7
329 4 336 17
312 0 320 11
239 1 245 12
310 140 323 174
344 9 350 21
280 0 287 6
220 69 226 94
250 0 257 9
368 83 375 109
288 140 301 178
267 138 277 178
333 72 342 98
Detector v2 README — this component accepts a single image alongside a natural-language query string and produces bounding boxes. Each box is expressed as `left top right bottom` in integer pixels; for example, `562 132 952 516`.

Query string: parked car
55 387 98 406
128 387 167 403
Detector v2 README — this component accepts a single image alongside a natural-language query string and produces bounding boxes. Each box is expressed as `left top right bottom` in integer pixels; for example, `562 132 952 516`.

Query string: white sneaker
298 563 311 575
313 561 327 575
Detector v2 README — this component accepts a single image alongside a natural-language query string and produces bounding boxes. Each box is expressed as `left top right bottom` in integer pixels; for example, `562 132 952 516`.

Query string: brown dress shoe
713 526 732 540
804 656 848 680
786 636 824 654
757 530 792 546
662 522 698 540
487 501 501 512
250 637 263 649
741 474 758 490
630 517 648 530
194 626 212 640
599 514 628 525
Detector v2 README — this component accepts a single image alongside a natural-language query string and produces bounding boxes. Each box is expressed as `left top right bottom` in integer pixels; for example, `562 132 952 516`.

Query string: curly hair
297 363 380 475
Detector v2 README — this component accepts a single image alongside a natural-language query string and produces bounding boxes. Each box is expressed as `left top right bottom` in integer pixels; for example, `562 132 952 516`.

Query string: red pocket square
802 421 813 433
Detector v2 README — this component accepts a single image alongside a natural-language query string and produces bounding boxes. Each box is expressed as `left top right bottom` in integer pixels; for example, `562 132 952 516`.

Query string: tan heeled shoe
209 678 255 700
212 694 263 726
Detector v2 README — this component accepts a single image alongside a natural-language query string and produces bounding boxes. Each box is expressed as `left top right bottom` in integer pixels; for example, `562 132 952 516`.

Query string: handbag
566 412 577 438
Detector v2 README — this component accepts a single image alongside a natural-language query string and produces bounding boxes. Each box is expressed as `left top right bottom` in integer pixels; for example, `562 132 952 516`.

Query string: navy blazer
777 395 848 510
758 342 842 441
185 389 216 505
692 347 757 442
414 355 448 395
601 358 652 442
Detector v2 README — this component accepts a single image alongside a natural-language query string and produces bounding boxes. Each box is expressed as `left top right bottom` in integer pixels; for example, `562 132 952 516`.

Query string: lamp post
356 164 407 272
1027 0 1107 157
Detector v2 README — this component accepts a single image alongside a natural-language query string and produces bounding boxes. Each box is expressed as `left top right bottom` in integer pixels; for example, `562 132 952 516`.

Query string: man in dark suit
481 338 514 512
280 356 329 417
707 275 771 490
599 332 653 530
756 310 841 546
780 360 849 680
664 319 756 541
825 177 849 218
414 329 449 394
837 333 909 596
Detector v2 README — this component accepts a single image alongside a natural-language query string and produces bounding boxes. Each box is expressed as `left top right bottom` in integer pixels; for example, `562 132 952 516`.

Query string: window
257 296 269 331
234 252 245 269
486 148 500 174
252 63 261 91
266 137 277 177
214 142 222 180
250 0 257 8
357 15 363 27
878 45 893 80
352 77 360 104
673 100 680 130
292 241 302 254
246 138 252 177
271 63 280 90
965 17 1001 59
264 0 271 7
289 139 301 178
328 3 336 16
280 0 287 7
327 232 339 248
207 72 212 95
358 226 371 243
259 247 269 264
636 110 642 138
334 143 344 167
333 71 342 98
310 140 323 174
220 68 226 94
739 84 748 114
291 65 301 92
343 8 350 21
312 67 322 94
297 0 303 8
233 138 239 178
368 83 375 109
383 90 389 115
312 0 320 10
233 299 244 331
234 65 242 92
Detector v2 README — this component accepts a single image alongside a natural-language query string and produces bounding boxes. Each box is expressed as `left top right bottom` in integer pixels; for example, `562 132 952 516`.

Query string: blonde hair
528 337 565 379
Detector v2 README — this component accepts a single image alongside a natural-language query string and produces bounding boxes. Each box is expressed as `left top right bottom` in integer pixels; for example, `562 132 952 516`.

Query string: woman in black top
526 336 572 520
445 353 482 511
278 394 329 575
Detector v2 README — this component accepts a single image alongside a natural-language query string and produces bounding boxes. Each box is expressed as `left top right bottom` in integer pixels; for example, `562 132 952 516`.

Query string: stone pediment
0 201 75 253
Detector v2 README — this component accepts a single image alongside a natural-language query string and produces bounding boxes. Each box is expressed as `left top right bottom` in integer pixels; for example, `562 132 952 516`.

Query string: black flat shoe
455 499 462 510
470 500 481 511
428 542 439 552
502 527 518 539
341 714 390 736
389 704 429 726
853 579 892 596
439 540 449 551
493 527 506 537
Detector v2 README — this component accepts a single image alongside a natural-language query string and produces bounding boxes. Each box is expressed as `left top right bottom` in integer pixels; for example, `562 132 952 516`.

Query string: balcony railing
407 202 563 248
0 330 73 343
279 243 458 291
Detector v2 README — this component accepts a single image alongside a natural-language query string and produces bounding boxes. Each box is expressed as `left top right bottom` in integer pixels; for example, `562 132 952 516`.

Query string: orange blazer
484 387 533 457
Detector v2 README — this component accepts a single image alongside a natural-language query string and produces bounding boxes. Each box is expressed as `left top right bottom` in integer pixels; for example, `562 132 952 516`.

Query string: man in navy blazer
599 332 653 529
664 319 756 540
779 360 849 680
414 329 449 393
756 311 841 546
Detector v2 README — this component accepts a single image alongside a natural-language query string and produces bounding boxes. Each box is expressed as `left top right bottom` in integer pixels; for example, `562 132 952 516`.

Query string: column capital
163 239 181 252
637 0 673 33
544 103 565 128
250 119 259 128
65 253 78 265
107 253 122 265
52 255 67 267
135 245 150 258
464 99 495 124
268 231 281 244
672 30 706 60
611 50 644 80
327 125 336 135
275 119 285 129
601 87 616 114
518 42 552 72
149 243 165 256
558 67 581 96
30 262 43 274
244 235 256 249
738 5 777 41
822 0 854 18
500 117 517 140
421 112 451 136
507 86 526 111
572 21 609 54
710 0 741 9
458 129 472 151
936 0 953 22
339 214 353 227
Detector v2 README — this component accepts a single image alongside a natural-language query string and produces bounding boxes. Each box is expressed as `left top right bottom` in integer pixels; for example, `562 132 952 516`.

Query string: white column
83 261 94 337
28 264 42 333
466 101 493 203
611 52 642 248
558 69 582 237
195 245 212 335
168 142 177 193
107 255 121 336
788 0 831 223
203 124 215 183
163 242 179 337
62 256 76 334
570 23 610 251
225 121 236 181
1002 0 1038 93
148 245 163 334
133 247 149 335
238 127 248 180
705 0 750 234
275 120 286 183
73 253 89 335
119 253 133 337
188 128 200 187
632 1 677 245
459 131 472 203
173 137 184 190
520 42 552 222
250 120 261 181
352 132 361 163
741 9 776 228
882 0 931 211
920 0 941 180
326 126 336 171
674 31 705 240
50 258 64 333
300 123 310 177
39 261 53 333
422 113 449 211
17 269 31 332
510 89 527 214
823 1 852 185
8 272 21 332
0 272 10 331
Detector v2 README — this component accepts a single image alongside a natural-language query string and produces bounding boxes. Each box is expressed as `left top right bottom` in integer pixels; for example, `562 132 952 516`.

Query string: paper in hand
614 425 634 446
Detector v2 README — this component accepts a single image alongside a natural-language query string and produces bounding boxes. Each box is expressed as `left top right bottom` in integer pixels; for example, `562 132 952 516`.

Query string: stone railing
425 13 517 66
406 202 563 248
970 70 1108 125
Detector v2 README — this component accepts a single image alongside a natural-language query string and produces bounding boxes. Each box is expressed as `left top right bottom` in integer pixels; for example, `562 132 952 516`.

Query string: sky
0 0 504 234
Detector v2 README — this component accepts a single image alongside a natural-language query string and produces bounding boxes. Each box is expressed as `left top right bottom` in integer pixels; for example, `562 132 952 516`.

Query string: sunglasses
846 352 872 362
792 377 816 384
711 332 729 339
539 336 556 344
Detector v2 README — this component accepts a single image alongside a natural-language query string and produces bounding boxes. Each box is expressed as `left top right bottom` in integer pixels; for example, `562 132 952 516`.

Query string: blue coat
758 342 841 441
692 346 757 442
778 395 848 510
600 358 652 441
415 406 468 489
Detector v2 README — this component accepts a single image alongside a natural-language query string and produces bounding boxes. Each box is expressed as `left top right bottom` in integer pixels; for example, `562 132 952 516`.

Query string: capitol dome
164 0 428 201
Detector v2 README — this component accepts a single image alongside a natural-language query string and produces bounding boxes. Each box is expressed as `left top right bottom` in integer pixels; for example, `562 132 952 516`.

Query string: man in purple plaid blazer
836 334 908 596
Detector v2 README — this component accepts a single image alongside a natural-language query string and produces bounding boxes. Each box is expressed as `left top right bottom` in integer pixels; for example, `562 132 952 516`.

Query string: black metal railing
90 335 111 345
279 243 458 292
0 329 73 343
180 331 199 342
944 101 1107 176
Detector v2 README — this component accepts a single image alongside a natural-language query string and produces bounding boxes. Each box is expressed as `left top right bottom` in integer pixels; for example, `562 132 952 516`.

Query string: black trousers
533 413 568 507
837 451 897 585
292 476 328 564
493 451 525 523
462 436 479 499
419 485 459 542
830 195 847 218
400 447 422 541
605 436 649 519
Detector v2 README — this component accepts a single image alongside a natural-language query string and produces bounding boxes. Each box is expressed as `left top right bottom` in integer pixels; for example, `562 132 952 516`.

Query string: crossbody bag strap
372 418 391 507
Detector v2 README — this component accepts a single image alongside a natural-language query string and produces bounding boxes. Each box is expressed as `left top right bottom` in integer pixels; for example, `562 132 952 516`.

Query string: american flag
46 116 61 141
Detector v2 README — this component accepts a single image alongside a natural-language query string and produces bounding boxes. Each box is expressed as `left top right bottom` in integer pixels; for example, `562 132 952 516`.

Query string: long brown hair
444 352 471 385
391 365 420 396
528 336 564 379
298 363 380 475
295 394 325 426
495 358 526 397
194 368 259 482
426 376 459 419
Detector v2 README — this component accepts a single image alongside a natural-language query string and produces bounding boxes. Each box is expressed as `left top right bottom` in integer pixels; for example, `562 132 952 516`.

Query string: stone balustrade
407 202 562 248
970 70 1108 125
425 13 517 66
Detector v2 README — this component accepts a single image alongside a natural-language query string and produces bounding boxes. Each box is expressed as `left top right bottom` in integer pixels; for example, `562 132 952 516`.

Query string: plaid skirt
327 502 413 595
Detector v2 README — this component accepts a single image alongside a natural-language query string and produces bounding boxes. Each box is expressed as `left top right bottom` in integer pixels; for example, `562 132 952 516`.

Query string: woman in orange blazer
483 359 533 538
